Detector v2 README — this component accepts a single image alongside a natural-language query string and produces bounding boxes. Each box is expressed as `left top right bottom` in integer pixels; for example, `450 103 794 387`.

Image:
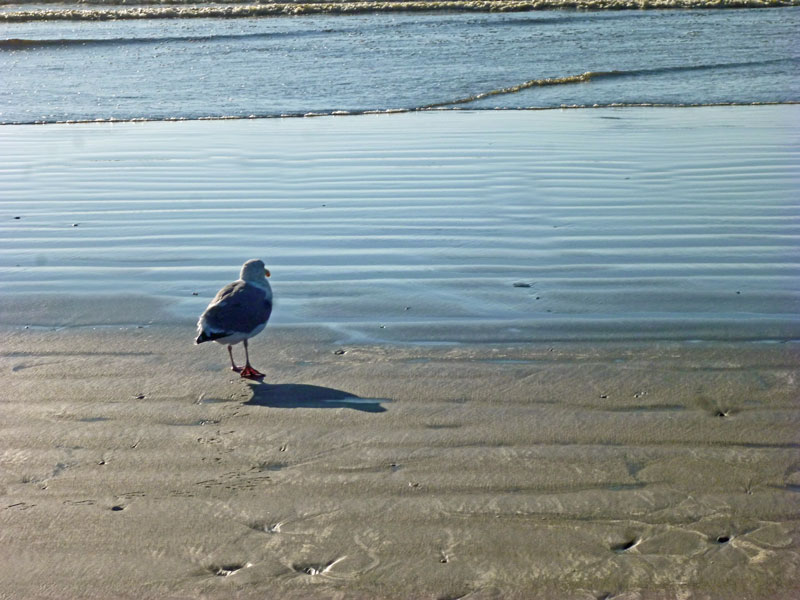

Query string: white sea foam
1 0 798 23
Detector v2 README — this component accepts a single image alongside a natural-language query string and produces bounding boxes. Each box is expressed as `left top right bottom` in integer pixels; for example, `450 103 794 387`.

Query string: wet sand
1 107 799 598
3 107 799 343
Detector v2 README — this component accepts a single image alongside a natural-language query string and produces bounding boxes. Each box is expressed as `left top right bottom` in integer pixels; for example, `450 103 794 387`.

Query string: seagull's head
240 259 271 283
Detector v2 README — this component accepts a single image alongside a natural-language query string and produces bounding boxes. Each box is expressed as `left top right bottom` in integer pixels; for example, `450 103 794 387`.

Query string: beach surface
1 107 799 598
2 329 799 599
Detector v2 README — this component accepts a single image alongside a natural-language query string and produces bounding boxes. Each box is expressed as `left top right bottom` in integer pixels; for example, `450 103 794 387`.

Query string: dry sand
1 322 799 599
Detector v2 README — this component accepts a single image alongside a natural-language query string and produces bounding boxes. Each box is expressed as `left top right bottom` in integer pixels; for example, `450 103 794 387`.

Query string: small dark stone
512 282 531 288
600 394 609 399
716 535 730 544
13 216 21 220
192 291 198 296
72 223 79 227
134 394 145 400
111 505 124 511
333 349 346 355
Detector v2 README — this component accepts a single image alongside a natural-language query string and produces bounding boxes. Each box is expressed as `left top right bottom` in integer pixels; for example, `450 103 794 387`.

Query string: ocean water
1 7 799 124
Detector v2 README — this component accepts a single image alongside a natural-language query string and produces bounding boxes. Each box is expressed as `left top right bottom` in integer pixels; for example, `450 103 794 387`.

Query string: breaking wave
422 59 799 108
2 58 798 124
2 0 799 23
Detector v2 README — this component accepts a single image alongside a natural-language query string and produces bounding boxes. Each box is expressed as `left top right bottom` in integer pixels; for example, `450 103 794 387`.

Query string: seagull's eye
264 269 271 278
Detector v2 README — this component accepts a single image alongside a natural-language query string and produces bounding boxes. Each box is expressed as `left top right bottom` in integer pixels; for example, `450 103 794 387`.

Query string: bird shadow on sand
244 383 389 413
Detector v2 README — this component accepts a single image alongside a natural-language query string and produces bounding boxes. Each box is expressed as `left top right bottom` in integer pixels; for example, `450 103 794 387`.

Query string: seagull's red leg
228 345 242 373
239 339 264 379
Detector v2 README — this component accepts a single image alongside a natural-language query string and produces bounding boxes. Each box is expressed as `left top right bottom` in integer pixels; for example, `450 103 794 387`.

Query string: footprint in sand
611 538 639 553
208 562 250 577
248 520 284 534
291 556 347 577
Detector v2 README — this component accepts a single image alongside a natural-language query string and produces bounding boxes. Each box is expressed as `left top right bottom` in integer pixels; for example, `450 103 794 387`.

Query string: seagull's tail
195 330 214 344
196 328 230 344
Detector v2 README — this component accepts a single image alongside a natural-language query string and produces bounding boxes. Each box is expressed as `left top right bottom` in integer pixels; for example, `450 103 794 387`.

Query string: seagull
195 259 273 379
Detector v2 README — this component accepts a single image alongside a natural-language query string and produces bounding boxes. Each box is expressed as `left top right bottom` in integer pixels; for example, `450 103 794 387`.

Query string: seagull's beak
265 268 271 278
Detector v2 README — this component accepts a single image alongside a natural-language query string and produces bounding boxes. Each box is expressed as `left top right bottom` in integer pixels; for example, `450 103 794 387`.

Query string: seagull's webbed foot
240 365 264 380
239 340 264 379
230 365 243 373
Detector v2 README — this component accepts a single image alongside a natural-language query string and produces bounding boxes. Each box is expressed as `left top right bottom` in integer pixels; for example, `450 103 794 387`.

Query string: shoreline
2 101 799 128
3 299 800 346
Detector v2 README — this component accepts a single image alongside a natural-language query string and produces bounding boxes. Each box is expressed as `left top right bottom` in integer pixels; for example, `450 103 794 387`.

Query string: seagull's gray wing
200 281 272 336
